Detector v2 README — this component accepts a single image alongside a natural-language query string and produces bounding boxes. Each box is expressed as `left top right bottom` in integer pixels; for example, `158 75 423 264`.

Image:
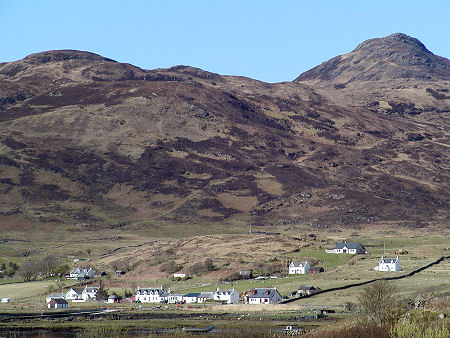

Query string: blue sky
1 1 449 82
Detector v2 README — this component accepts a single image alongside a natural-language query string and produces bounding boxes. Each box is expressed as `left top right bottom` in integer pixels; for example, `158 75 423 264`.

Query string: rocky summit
0 33 448 232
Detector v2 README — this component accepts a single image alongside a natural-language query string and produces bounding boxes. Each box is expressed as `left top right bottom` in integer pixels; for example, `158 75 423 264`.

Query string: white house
65 287 84 301
376 257 401 271
46 293 65 303
82 286 100 300
214 288 240 304
183 293 200 303
173 272 190 279
69 268 95 280
135 287 166 303
288 261 310 274
297 286 318 296
247 288 282 304
325 242 366 254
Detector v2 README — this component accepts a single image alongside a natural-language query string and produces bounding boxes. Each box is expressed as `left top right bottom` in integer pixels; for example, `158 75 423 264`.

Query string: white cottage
82 286 100 300
69 268 95 280
135 287 166 303
248 288 282 304
376 257 401 271
214 288 240 304
288 261 310 274
65 287 84 301
182 293 200 303
326 242 366 254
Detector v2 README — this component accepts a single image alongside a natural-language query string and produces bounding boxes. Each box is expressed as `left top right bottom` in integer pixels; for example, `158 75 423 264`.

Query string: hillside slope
0 34 448 232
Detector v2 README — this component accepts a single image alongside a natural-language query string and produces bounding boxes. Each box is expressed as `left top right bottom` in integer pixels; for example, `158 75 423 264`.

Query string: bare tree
205 258 215 271
17 260 38 281
42 254 59 276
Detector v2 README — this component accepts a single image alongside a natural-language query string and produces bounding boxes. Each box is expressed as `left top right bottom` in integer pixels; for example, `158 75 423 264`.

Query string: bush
160 261 182 274
390 316 449 338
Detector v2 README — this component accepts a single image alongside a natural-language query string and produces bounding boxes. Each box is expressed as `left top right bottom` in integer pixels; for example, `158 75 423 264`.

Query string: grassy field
0 222 448 317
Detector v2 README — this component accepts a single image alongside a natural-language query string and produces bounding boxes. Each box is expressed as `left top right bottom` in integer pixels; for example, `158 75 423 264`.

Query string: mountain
0 34 448 233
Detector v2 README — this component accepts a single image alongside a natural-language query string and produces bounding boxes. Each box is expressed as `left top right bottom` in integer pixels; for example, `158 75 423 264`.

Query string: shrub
160 261 181 274
357 280 412 325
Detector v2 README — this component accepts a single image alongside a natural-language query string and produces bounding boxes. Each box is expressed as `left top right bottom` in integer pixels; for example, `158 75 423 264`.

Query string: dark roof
68 287 84 294
50 298 68 304
298 285 316 291
248 288 279 298
335 242 365 250
380 257 398 264
184 293 201 297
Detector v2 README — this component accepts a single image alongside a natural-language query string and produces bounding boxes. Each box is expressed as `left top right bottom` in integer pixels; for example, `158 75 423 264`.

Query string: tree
17 260 38 281
95 281 109 301
41 254 59 276
357 280 410 325
204 258 215 271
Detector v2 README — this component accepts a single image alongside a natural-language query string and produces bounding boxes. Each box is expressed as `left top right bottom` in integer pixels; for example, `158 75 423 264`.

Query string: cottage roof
298 285 316 291
136 287 164 295
215 288 235 293
184 293 201 297
290 261 308 267
335 242 365 250
47 292 65 298
49 298 68 304
248 288 278 298
199 292 214 299
380 257 398 264
108 295 117 299
84 286 100 293
159 292 172 297
68 287 84 294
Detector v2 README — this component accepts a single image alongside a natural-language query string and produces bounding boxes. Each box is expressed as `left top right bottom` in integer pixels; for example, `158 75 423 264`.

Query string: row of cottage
47 286 290 307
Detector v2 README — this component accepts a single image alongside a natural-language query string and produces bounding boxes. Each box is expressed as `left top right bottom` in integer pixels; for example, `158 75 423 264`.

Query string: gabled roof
47 292 65 298
335 242 365 250
215 288 235 293
379 257 398 264
298 285 316 291
199 292 214 299
67 287 84 294
84 286 100 293
108 295 117 299
248 288 279 298
290 261 308 267
136 287 164 295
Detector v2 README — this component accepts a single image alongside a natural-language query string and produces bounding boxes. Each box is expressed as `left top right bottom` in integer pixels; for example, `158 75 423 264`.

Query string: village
37 241 405 309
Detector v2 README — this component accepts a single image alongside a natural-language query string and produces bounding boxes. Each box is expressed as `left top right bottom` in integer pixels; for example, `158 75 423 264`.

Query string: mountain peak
294 33 450 85
354 33 430 53
22 50 116 65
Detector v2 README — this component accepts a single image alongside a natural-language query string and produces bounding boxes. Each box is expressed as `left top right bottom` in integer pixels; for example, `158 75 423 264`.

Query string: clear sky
1 1 449 83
